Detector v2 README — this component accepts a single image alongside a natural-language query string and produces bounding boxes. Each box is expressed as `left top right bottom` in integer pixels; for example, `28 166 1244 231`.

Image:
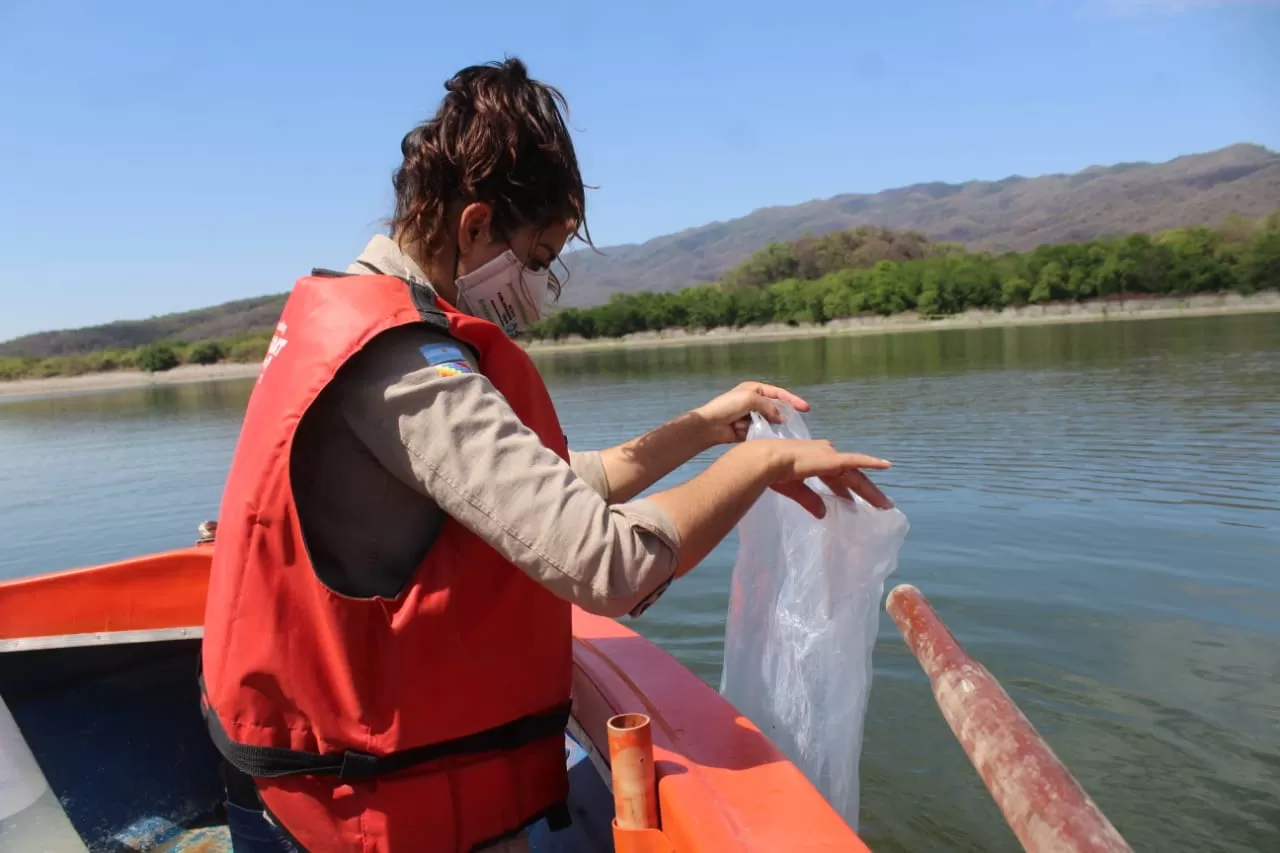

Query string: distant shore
2 292 1276 401
522 290 1279 354
0 362 263 400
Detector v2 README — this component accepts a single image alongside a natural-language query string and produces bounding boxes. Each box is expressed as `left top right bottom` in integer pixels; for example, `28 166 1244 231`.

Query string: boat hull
0 547 869 852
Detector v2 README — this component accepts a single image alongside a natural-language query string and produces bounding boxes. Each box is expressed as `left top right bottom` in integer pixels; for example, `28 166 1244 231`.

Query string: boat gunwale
0 626 204 653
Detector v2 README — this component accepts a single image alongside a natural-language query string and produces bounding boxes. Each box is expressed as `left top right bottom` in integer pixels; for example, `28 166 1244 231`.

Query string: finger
796 452 890 474
751 391 784 424
772 482 827 519
839 452 892 471
775 445 893 480
819 474 854 503
843 469 893 509
752 382 810 412
732 417 750 441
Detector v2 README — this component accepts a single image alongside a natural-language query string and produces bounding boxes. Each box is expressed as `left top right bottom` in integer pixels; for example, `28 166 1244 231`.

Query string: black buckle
338 750 381 780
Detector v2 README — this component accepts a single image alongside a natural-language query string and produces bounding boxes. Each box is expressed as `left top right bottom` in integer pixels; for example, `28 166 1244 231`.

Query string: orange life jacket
200 270 573 853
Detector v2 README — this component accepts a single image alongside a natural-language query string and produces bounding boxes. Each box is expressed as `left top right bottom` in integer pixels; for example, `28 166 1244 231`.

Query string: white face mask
454 250 549 338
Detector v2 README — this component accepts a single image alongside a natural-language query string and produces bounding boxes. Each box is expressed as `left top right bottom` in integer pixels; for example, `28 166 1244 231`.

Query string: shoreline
2 292 1276 401
0 362 263 401
522 291 1280 354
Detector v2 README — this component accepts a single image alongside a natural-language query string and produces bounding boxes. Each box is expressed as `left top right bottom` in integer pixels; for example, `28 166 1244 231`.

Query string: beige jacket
287 235 680 618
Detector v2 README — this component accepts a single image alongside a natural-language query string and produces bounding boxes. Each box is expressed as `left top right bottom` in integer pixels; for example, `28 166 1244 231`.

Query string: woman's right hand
648 436 896 580
752 439 894 517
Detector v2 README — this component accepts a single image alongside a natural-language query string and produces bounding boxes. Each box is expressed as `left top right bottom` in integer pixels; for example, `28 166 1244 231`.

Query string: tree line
3 215 1276 381
0 331 273 382
526 214 1280 342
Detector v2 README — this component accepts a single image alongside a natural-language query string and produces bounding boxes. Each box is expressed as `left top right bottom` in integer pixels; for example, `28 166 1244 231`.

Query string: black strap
220 758 264 808
202 679 570 781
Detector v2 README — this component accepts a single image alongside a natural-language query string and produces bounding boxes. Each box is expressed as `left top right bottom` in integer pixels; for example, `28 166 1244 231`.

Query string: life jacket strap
201 678 571 781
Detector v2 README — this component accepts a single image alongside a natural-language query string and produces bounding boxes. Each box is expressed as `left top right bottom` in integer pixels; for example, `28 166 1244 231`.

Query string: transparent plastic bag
719 403 909 830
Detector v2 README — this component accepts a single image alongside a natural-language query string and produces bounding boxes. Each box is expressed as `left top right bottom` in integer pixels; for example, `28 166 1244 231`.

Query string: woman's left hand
693 381 810 446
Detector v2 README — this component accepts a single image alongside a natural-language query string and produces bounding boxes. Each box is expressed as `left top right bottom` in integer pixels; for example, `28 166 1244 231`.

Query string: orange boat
0 533 870 853
0 528 1133 853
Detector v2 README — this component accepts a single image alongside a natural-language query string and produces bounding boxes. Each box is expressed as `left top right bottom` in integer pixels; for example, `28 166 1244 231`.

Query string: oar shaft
886 584 1132 853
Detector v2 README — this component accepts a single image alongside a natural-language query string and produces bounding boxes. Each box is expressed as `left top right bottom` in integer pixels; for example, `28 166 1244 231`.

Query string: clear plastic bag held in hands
718 403 909 830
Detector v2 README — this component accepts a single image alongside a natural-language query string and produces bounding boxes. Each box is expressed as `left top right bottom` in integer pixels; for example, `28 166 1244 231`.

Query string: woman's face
454 203 571 281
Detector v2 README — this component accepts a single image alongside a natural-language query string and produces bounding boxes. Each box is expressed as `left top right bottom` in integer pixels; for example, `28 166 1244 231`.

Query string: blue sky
1 0 1277 340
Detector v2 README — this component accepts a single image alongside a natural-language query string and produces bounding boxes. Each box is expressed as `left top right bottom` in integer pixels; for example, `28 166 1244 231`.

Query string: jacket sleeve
567 450 611 501
334 325 679 618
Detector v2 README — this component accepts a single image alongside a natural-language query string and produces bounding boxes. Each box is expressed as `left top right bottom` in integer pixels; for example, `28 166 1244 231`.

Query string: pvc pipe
885 584 1132 853
607 712 659 830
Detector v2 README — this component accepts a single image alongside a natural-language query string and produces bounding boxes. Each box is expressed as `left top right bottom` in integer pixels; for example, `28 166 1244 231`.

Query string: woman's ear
456 202 494 257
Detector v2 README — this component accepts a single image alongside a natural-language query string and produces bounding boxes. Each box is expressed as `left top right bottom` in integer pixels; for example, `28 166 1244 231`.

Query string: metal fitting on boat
196 520 218 544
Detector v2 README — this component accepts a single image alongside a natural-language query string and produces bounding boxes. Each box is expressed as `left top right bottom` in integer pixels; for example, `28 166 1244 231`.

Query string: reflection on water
0 381 256 573
2 313 1278 852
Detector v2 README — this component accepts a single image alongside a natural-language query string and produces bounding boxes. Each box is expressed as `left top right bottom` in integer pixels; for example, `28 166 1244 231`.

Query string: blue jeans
225 790 300 853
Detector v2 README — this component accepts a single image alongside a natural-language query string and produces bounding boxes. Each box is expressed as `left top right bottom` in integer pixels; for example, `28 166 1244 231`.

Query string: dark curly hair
390 57 591 292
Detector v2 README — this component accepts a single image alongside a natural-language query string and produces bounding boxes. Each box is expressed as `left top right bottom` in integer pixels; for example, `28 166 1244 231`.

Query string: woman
201 58 892 853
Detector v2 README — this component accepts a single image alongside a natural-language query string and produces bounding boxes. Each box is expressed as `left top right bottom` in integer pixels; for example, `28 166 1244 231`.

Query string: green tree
723 242 798 288
916 287 942 317
916 265 956 316
1032 262 1065 304
678 286 733 329
186 340 226 365
864 261 910 315
1002 275 1032 306
137 342 180 373
1237 230 1280 294
729 286 776 326
768 279 821 325
227 335 272 362
1160 228 1232 294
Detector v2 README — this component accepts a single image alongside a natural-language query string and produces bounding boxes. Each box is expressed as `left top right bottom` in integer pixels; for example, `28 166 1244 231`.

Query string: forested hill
3 143 1276 359
529 214 1280 341
556 142 1280 306
0 295 289 359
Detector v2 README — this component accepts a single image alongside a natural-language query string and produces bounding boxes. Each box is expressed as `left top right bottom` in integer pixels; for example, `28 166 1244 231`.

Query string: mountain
3 144 1276 358
0 296 288 359
556 143 1280 306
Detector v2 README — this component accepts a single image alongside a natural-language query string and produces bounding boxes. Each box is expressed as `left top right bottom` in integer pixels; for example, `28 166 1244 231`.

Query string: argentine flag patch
419 343 474 375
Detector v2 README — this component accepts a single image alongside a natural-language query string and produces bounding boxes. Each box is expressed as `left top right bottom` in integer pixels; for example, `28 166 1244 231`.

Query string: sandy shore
3 292 1276 400
0 362 262 400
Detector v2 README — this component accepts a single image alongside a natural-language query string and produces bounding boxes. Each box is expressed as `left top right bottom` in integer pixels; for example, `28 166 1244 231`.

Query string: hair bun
495 57 529 84
445 56 529 100
393 56 590 276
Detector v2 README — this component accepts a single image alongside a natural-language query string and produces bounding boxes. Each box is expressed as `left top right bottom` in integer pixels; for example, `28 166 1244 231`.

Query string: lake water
2 313 1278 852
